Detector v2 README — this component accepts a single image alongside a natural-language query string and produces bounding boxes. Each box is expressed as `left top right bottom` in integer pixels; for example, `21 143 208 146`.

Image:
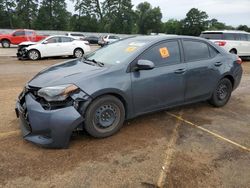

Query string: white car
19 35 91 60
200 30 250 57
98 35 120 46
65 33 85 41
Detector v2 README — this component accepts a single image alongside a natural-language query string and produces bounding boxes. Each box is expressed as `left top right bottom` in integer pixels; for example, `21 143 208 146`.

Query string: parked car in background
65 33 85 40
15 35 242 148
98 35 121 46
84 35 99 44
200 30 250 57
17 35 91 60
0 29 47 48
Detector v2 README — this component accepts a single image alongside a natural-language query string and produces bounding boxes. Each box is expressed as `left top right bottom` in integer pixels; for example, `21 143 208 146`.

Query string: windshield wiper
82 57 104 67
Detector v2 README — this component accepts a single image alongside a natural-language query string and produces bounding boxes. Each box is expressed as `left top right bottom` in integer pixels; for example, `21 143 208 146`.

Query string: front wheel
209 78 232 107
28 50 40 60
84 95 125 138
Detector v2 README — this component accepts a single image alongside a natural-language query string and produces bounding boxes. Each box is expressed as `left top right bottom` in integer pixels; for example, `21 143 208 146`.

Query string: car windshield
85 38 149 65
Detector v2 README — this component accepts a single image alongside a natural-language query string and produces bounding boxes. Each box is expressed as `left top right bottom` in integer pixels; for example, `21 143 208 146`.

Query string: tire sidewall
74 48 84 58
2 40 10 48
210 78 232 107
84 95 125 138
28 50 40 60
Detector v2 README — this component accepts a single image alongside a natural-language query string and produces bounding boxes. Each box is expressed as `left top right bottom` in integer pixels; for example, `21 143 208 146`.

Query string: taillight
236 57 243 65
214 41 226 46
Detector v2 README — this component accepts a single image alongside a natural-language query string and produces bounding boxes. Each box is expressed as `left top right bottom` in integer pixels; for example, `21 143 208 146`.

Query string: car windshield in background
85 38 149 65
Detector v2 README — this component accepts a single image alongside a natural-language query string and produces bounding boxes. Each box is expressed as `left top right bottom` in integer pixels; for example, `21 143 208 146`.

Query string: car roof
202 30 249 34
131 35 209 44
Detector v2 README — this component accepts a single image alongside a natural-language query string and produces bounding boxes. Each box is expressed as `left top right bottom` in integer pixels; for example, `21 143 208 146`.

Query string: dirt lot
0 47 250 188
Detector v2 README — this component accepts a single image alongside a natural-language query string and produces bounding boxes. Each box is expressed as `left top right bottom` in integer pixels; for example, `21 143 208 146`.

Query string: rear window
183 40 210 61
223 33 235 40
200 33 223 40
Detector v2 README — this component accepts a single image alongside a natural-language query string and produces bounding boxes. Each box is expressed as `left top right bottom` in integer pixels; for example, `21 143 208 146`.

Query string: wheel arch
223 74 235 88
89 90 129 119
229 48 237 54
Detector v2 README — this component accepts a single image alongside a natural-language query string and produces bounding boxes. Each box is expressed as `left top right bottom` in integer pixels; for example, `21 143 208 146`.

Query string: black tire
28 49 40 60
84 95 125 138
1 40 10 48
74 48 84 58
229 49 237 54
209 78 232 107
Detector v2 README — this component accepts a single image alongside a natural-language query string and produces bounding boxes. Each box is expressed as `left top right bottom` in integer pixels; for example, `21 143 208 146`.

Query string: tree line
0 0 249 36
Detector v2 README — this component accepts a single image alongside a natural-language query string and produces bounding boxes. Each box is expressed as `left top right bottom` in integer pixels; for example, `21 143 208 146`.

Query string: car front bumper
16 92 85 148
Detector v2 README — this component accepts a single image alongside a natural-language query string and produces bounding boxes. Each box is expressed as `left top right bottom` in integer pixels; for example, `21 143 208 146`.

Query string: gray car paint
16 35 243 148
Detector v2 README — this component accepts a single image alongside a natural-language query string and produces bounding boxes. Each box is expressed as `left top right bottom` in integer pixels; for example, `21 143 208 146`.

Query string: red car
0 29 47 48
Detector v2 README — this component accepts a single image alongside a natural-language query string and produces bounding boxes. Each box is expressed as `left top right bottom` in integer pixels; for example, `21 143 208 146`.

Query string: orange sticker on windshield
126 46 137 52
159 47 170 58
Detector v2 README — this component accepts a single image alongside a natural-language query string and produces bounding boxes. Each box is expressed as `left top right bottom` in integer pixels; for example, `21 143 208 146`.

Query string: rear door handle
214 62 223 66
174 68 186 74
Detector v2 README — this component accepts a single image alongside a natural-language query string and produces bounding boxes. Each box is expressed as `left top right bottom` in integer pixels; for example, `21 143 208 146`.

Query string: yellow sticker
126 46 137 52
159 47 170 58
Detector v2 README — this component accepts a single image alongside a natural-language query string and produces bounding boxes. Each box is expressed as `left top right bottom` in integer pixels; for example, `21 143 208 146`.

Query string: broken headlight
37 84 78 102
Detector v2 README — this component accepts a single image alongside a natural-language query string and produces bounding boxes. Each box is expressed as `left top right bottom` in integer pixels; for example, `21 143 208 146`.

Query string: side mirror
42 41 48 44
135 60 155 71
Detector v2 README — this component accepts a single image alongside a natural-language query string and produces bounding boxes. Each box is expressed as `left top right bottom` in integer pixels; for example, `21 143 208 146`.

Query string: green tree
15 0 39 28
164 19 182 34
34 0 70 30
71 0 102 31
135 2 163 34
102 0 135 33
207 18 227 30
182 8 209 36
237 25 249 32
0 0 16 28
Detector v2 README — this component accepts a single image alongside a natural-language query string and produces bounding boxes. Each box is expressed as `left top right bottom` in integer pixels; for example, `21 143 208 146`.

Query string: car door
131 40 186 115
59 37 75 55
11 30 25 44
39 37 61 57
182 39 221 102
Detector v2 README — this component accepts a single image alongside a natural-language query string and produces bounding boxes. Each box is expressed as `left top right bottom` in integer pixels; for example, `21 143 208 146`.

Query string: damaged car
15 35 243 148
17 35 91 60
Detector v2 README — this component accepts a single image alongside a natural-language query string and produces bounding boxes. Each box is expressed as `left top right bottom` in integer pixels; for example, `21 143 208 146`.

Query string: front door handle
174 68 186 74
214 62 223 66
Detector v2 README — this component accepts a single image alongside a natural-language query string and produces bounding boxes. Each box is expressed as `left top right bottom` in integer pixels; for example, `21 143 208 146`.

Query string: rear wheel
74 48 84 58
1 40 10 48
28 49 40 60
84 95 125 138
209 78 232 107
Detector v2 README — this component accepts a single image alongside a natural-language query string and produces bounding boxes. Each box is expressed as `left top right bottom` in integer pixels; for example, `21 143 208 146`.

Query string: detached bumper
16 93 84 148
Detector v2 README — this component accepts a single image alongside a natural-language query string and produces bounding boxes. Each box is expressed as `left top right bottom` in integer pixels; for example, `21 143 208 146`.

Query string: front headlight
38 84 78 102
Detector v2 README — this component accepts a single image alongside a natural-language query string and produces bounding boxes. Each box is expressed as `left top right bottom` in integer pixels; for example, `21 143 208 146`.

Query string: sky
66 0 250 27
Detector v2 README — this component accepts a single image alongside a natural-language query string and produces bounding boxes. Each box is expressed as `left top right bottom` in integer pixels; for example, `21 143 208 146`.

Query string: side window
139 40 181 66
235 34 248 41
13 31 25 36
60 37 73 42
223 33 235 40
183 40 210 62
209 46 219 58
46 37 60 43
247 34 250 41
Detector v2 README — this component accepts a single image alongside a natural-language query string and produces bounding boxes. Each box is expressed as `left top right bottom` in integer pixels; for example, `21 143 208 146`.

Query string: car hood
28 59 107 88
19 41 37 46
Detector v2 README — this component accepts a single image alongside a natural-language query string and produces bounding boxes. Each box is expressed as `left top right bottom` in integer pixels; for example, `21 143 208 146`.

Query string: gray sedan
15 35 243 148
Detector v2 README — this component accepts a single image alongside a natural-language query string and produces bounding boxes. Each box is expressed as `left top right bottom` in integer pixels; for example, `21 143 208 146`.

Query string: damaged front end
17 43 35 60
15 84 92 148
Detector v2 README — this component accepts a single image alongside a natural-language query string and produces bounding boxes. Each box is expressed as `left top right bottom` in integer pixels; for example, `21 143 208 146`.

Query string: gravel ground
0 47 249 187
